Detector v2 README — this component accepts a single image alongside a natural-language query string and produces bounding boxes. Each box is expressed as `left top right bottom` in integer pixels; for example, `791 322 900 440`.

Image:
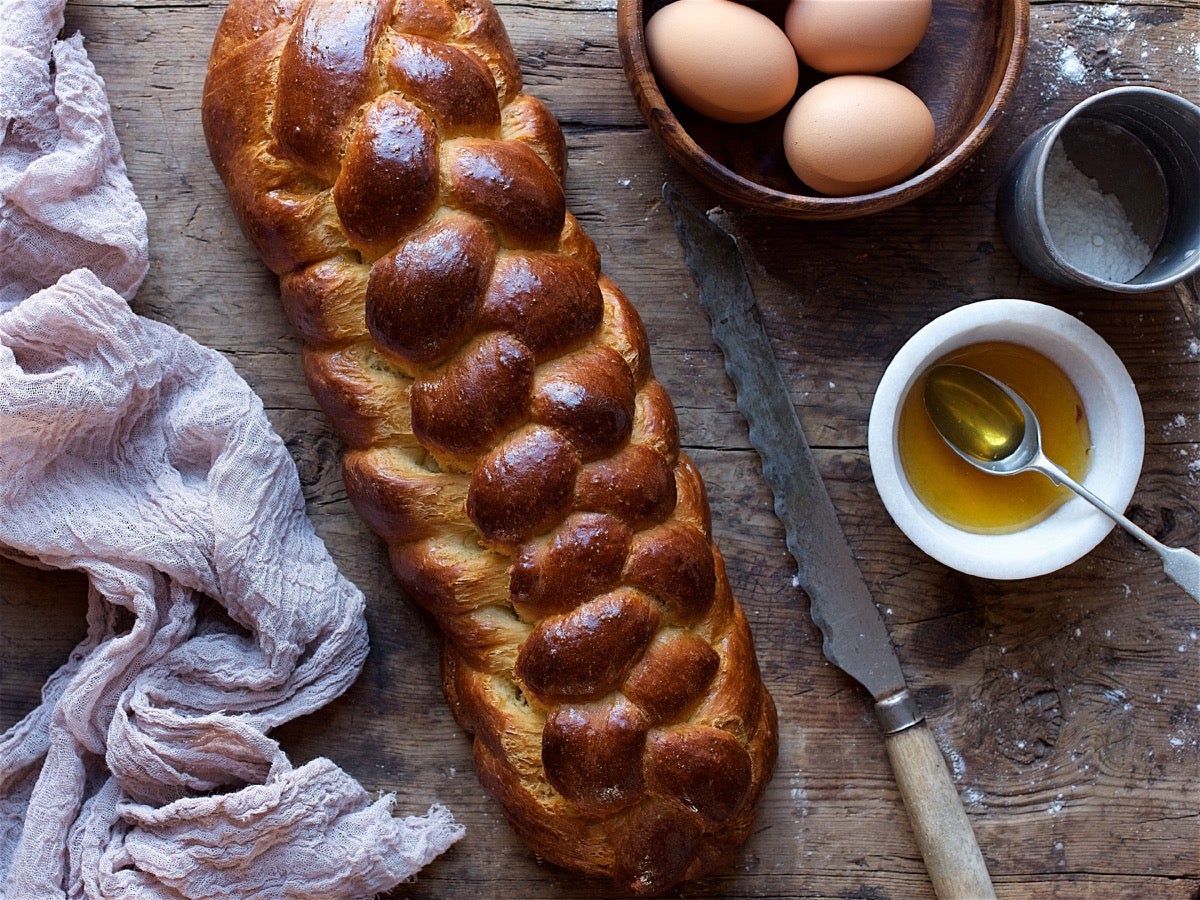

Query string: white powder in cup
1042 140 1154 283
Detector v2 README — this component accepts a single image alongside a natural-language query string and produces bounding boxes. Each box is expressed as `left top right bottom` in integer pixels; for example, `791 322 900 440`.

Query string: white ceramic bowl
867 298 1145 580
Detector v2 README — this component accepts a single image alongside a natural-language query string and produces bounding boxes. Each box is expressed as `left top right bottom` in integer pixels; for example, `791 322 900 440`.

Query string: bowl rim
616 0 1031 219
866 298 1145 580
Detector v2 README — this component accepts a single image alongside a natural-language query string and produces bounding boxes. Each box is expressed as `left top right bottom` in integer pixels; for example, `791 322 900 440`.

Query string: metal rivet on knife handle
875 687 922 735
663 182 995 900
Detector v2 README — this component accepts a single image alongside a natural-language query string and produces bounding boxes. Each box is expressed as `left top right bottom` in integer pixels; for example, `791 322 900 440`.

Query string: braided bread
201 0 777 892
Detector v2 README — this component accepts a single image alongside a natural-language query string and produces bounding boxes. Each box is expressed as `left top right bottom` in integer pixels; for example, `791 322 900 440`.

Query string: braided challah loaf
201 0 777 892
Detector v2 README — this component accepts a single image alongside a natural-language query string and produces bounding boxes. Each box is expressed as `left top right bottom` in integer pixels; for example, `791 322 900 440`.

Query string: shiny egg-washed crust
201 0 777 892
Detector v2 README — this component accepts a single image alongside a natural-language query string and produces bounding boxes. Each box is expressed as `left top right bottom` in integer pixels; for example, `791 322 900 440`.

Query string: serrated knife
663 183 994 899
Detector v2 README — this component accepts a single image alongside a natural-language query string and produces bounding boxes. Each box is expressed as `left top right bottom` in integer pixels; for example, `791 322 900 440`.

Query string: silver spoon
924 363 1199 602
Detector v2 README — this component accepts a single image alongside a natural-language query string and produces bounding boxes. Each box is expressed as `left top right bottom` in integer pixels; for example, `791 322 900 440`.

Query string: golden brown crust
202 0 777 893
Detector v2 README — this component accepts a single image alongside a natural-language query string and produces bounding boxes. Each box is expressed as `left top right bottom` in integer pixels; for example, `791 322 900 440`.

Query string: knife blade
663 182 994 900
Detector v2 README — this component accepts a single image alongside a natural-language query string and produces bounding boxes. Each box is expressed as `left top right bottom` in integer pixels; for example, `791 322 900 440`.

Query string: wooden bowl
617 0 1029 219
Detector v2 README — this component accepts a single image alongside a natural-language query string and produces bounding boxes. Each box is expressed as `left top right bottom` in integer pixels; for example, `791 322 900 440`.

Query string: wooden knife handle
884 721 996 899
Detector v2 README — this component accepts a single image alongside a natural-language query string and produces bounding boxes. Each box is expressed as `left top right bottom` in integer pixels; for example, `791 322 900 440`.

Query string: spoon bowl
924 364 1199 602
922 364 1034 471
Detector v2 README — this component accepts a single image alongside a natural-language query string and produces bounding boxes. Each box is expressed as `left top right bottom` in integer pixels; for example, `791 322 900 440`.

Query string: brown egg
782 75 935 195
785 0 932 74
646 0 799 124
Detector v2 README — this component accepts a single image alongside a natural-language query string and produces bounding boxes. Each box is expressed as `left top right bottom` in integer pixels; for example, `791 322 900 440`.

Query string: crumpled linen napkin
0 0 463 896
0 0 145 307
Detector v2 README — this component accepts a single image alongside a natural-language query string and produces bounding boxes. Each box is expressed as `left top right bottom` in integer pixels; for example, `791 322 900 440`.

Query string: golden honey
897 341 1092 533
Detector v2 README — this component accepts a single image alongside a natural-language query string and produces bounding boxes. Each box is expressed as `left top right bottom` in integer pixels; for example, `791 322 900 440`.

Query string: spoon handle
1038 456 1200 603
1159 546 1200 603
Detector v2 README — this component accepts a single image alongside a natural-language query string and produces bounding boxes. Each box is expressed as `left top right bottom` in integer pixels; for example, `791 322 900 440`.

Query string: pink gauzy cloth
0 0 464 897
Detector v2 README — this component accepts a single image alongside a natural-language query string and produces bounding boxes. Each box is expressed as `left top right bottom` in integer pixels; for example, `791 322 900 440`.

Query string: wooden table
3 0 1198 896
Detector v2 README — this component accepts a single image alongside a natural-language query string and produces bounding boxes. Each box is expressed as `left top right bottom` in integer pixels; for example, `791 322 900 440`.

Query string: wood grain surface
2 1 1198 897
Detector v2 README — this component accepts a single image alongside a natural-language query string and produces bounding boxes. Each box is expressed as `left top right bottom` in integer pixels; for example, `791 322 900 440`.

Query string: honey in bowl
897 341 1092 533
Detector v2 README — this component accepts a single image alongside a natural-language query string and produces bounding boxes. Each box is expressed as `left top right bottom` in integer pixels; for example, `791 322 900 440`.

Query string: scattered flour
1042 141 1154 282
1043 4 1135 88
1039 4 1197 89
1163 412 1189 435
1058 45 1086 83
